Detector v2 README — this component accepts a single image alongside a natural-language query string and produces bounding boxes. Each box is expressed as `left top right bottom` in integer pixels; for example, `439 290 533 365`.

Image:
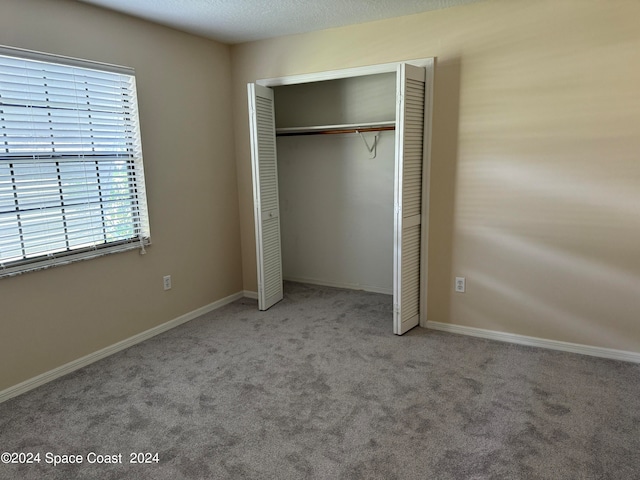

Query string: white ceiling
77 0 483 44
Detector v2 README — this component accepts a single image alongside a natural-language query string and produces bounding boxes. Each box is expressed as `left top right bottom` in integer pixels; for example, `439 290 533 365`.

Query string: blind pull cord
139 235 147 255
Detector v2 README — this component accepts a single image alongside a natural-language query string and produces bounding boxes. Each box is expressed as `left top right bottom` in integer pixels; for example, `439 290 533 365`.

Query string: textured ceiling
77 0 483 44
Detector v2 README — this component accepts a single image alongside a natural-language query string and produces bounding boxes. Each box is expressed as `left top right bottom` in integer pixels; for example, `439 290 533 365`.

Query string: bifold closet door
393 63 427 335
248 83 284 310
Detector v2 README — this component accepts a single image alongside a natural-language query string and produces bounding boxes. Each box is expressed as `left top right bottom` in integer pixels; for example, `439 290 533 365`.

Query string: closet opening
248 59 434 334
274 73 397 301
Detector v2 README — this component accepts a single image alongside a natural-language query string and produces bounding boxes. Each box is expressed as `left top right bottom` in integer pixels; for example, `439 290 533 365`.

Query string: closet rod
276 125 395 137
276 121 396 137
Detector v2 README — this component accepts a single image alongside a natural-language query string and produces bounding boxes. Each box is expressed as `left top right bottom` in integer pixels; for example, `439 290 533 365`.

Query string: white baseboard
283 276 393 296
243 290 258 300
0 291 245 404
426 321 640 364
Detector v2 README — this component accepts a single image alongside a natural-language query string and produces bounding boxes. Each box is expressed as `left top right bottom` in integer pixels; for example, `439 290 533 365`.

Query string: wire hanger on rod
357 130 379 159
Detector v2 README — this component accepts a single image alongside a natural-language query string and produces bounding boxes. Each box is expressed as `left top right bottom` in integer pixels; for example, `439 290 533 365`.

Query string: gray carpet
1 282 639 479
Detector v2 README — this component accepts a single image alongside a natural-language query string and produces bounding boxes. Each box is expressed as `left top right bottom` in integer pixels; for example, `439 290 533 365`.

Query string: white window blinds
0 47 150 277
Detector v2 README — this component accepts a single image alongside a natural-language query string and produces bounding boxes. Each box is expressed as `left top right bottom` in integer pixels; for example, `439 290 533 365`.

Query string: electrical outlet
163 275 172 291
455 276 466 293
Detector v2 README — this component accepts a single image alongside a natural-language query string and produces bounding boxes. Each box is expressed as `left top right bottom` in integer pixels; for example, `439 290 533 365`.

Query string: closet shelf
276 121 395 137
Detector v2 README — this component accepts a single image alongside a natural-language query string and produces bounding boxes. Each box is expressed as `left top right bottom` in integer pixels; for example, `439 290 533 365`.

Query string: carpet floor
1 282 639 479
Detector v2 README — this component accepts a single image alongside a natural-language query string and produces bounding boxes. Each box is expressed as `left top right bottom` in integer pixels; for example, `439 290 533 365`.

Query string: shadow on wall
457 225 640 351
426 56 462 325
445 10 640 349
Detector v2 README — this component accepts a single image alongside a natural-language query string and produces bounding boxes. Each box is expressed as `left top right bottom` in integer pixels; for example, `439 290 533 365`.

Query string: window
0 46 150 277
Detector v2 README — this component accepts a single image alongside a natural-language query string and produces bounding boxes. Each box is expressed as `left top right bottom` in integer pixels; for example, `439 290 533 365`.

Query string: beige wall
231 0 640 352
0 0 242 390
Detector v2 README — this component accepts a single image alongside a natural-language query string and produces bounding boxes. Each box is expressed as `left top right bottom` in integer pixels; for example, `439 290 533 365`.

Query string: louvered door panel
394 64 426 334
402 79 425 218
248 83 283 310
401 224 422 322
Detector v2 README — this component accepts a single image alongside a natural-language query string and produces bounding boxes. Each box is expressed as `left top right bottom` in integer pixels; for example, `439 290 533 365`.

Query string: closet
248 59 434 335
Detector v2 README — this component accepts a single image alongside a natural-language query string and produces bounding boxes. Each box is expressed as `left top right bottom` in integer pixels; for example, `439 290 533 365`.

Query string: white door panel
394 64 426 334
248 83 284 310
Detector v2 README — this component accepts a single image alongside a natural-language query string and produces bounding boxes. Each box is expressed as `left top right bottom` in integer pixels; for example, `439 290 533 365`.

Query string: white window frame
0 46 150 278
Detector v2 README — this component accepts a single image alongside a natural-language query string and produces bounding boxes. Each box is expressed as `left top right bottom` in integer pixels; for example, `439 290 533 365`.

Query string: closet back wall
278 135 395 293
274 75 396 293
274 74 396 126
